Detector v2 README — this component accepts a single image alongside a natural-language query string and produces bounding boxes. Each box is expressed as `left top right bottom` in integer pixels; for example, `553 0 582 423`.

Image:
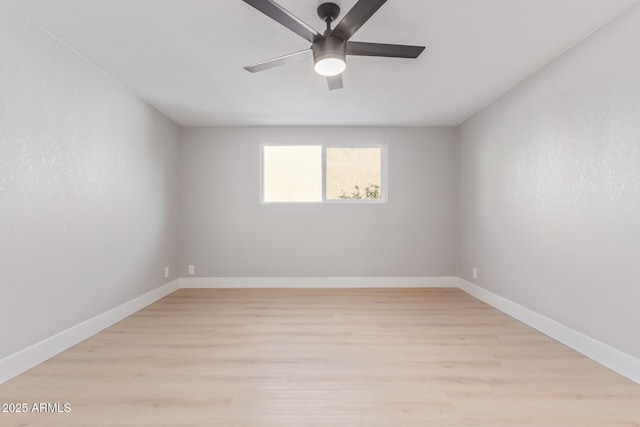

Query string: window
263 145 322 202
262 143 386 203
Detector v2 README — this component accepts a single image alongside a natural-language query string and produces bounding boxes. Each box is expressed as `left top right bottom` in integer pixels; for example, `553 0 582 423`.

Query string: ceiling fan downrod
317 2 341 34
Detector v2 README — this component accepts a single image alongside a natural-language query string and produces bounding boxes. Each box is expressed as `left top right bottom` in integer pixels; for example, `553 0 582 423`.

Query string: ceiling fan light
312 35 347 77
314 57 346 76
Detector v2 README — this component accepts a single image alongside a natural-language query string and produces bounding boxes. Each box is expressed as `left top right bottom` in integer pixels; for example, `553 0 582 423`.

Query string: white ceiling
5 0 637 126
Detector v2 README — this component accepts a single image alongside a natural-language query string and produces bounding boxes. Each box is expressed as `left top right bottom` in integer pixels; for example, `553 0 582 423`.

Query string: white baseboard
180 276 459 289
457 278 640 385
0 279 180 385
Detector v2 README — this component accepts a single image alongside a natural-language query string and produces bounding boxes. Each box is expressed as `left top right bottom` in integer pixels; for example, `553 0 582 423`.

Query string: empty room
1 0 639 425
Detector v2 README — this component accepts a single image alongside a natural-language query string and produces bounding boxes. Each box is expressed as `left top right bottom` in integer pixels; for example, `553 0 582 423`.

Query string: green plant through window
338 183 381 200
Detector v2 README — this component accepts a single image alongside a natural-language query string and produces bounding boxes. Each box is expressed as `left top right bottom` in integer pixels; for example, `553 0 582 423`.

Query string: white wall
0 4 180 358
180 126 458 278
459 4 640 358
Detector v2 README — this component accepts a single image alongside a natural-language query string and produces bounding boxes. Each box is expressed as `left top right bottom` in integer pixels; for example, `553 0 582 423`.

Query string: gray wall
0 4 180 358
458 4 640 358
180 126 458 278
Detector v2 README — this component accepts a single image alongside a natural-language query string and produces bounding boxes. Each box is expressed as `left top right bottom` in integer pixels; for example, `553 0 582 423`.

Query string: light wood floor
1 288 639 426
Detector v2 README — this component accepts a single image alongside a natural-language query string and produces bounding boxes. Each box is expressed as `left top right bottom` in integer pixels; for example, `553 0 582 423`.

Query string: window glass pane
326 147 382 200
263 146 322 202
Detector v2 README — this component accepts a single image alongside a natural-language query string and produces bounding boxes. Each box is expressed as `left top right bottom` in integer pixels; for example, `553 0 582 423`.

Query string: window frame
260 141 388 204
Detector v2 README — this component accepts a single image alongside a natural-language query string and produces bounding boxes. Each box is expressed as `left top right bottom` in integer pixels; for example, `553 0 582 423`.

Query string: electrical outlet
164 267 169 278
472 268 478 280
188 265 195 275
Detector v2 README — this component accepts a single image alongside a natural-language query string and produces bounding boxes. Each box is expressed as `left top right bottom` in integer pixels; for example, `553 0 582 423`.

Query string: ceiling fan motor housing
312 35 346 66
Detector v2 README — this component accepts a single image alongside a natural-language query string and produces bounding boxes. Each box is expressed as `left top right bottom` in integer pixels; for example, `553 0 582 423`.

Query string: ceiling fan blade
331 0 387 41
327 74 343 91
347 41 425 58
244 49 312 73
242 0 321 43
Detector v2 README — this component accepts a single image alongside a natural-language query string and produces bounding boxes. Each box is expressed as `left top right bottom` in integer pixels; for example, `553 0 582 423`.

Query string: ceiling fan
241 0 426 90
